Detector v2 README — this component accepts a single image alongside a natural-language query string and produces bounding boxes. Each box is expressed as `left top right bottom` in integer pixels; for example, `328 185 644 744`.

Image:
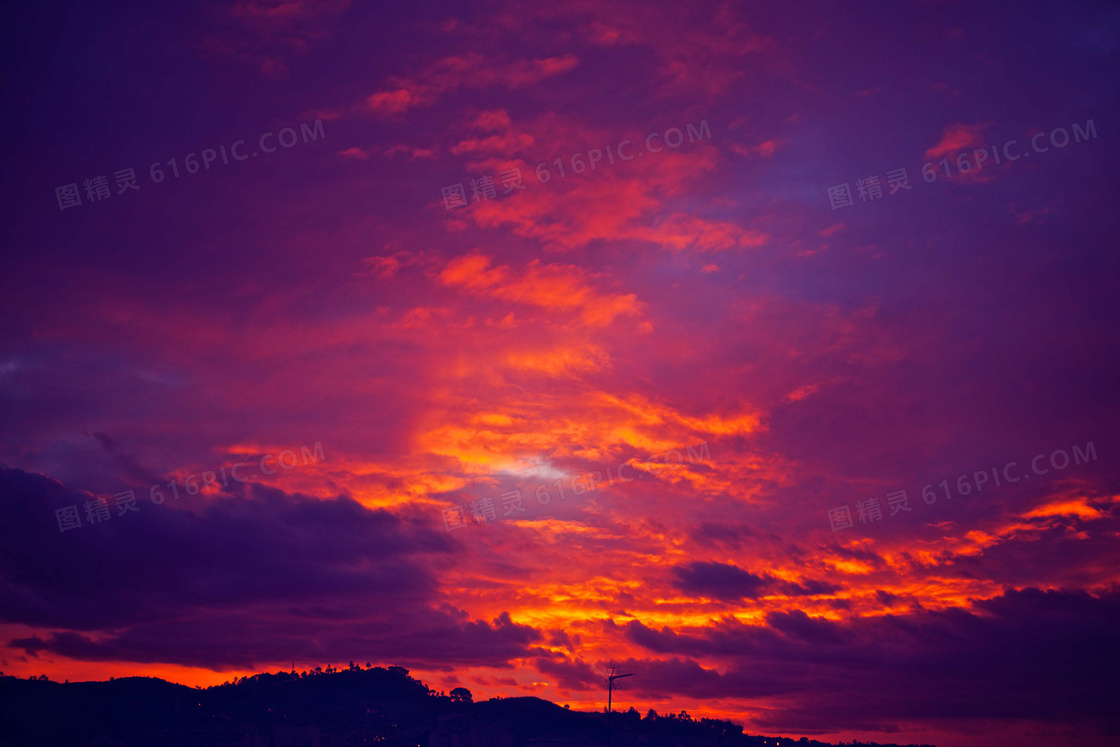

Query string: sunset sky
2 1 1119 745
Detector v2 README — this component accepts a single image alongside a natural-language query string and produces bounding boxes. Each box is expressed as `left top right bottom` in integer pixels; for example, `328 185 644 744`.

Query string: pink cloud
366 54 579 116
201 0 351 78
730 138 785 159
384 145 437 159
925 122 991 158
339 146 373 160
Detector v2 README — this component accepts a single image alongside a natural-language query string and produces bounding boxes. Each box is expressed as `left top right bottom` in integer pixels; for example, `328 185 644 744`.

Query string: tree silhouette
449 687 473 703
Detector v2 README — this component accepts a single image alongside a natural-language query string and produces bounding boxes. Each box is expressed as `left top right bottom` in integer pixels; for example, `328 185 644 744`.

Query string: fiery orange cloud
437 254 644 327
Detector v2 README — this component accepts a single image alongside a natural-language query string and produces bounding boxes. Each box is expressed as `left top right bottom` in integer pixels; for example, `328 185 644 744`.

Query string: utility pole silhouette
606 667 633 747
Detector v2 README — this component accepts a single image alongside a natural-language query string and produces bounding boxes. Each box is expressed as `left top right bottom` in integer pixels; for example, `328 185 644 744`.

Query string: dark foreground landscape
0 666 933 747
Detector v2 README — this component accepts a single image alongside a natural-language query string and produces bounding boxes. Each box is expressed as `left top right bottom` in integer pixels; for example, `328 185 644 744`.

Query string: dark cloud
0 467 541 670
623 588 1120 734
670 561 838 601
874 589 902 606
0 467 447 629
670 561 770 601
777 578 842 597
11 607 542 672
764 609 844 645
548 629 577 652
532 657 600 691
689 522 759 548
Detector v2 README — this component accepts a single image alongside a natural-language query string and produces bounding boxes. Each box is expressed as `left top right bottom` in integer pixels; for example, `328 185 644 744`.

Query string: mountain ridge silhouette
0 666 936 747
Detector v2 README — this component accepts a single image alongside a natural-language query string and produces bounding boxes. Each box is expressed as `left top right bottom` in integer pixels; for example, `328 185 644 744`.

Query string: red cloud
924 122 991 158
437 254 644 327
367 54 579 116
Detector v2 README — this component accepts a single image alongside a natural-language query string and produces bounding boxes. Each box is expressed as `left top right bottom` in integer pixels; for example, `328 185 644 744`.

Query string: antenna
606 667 634 747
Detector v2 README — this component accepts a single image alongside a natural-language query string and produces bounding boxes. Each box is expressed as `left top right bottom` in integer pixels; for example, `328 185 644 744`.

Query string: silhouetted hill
0 667 935 747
